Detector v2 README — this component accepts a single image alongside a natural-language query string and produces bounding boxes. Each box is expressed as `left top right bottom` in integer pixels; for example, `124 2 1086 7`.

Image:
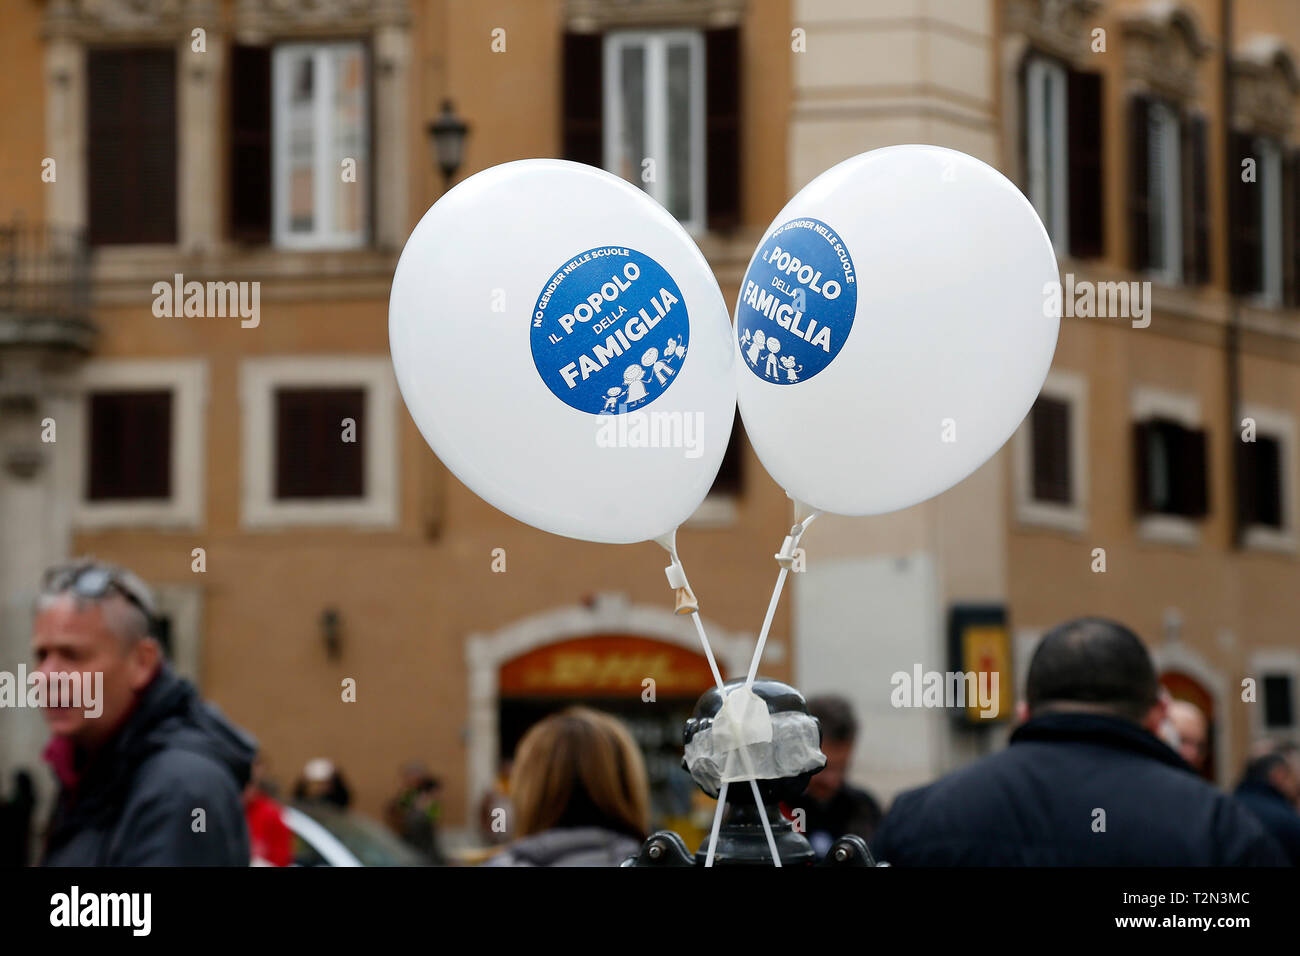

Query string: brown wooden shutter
87 48 177 245
87 391 172 500
1017 54 1031 200
1284 150 1300 307
1181 426 1209 518
275 388 366 499
562 33 603 167
230 44 272 244
1067 68 1104 259
1128 95 1152 271
1182 114 1210 285
1236 435 1259 529
705 27 741 233
1229 131 1262 296
1133 421 1154 514
1031 397 1072 503
1255 435 1283 528
709 410 745 497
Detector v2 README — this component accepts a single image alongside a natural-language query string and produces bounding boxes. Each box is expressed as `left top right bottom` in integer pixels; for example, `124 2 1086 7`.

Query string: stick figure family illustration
741 328 802 382
602 336 688 412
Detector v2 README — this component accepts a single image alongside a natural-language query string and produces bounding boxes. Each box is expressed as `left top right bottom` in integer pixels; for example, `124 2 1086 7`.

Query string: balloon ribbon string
743 512 820 692
676 544 783 867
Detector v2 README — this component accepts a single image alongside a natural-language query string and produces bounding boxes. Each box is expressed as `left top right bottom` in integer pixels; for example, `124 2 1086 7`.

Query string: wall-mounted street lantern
428 99 470 191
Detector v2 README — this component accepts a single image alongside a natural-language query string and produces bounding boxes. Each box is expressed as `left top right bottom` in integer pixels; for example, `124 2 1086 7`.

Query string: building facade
0 0 1297 844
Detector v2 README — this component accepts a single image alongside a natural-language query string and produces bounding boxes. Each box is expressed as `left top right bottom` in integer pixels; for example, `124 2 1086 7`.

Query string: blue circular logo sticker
531 246 690 415
737 218 856 385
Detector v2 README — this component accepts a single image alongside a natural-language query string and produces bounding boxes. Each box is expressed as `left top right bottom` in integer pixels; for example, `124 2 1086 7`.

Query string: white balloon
390 159 735 544
734 145 1061 516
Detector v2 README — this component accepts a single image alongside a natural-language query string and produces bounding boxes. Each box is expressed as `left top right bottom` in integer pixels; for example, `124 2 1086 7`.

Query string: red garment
245 791 293 866
42 736 80 791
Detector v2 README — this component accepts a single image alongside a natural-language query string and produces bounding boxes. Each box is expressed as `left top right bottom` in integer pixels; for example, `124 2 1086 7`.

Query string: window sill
1242 525 1297 555
685 494 739 528
1015 500 1087 535
241 499 398 531
1136 514 1201 548
73 500 200 531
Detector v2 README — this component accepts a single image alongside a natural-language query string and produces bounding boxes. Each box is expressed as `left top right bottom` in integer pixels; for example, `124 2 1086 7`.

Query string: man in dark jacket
34 559 255 866
871 617 1286 866
1234 750 1300 866
800 695 883 857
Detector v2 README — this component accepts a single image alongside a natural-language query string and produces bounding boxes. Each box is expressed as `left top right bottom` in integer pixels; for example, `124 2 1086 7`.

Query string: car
281 803 432 867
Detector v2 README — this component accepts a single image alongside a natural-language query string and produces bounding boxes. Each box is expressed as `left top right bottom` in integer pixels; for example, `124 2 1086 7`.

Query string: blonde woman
486 707 649 866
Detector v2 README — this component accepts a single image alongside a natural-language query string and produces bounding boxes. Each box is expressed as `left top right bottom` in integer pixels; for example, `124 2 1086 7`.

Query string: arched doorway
465 592 753 834
1153 643 1228 785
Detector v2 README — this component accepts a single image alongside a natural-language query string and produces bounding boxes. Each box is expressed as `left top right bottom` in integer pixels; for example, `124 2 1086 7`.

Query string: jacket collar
1010 710 1195 774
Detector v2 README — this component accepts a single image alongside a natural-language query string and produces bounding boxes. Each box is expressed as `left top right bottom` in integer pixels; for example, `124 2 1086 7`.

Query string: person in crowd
385 761 446 864
293 758 352 810
0 770 35 866
798 695 883 857
1234 746 1300 866
1167 699 1210 776
35 559 255 865
1277 742 1300 810
486 707 649 866
870 617 1286 866
245 756 293 866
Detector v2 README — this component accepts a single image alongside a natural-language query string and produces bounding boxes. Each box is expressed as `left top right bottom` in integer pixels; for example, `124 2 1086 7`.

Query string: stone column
373 22 412 251
44 38 85 232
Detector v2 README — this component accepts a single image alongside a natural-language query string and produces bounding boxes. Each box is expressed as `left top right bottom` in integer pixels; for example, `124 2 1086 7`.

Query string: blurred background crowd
1 0 1299 864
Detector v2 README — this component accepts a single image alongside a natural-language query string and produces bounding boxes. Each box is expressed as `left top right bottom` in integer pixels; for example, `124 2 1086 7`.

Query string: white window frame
70 359 208 530
1014 368 1088 533
1239 403 1296 553
1147 101 1183 285
1248 649 1300 737
602 29 707 234
1025 56 1070 255
272 41 369 251
153 583 204 686
1256 136 1284 307
1132 385 1201 547
240 356 397 529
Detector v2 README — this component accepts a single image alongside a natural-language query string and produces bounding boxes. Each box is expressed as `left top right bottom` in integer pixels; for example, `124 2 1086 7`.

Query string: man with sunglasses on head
33 558 255 865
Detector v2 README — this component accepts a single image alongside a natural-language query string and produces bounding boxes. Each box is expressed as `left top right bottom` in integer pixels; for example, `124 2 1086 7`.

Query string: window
1263 673 1295 729
1242 434 1283 528
86 47 177 245
1015 370 1087 532
686 410 743 527
274 388 366 500
1257 137 1284 305
1238 405 1295 552
1020 56 1104 259
1228 132 1300 303
1147 101 1182 283
1024 58 1068 251
603 31 705 231
240 358 397 528
71 360 208 529
1030 397 1071 504
1129 96 1209 285
271 42 369 249
86 391 172 500
563 27 739 233
1134 419 1208 518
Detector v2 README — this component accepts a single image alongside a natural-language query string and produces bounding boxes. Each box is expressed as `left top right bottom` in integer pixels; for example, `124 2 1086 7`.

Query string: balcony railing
0 221 95 352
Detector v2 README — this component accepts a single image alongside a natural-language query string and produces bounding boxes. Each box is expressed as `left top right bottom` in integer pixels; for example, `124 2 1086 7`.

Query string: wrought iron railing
0 221 94 350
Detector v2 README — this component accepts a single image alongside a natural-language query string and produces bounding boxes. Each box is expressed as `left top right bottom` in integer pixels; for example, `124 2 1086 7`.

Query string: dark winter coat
871 712 1286 866
42 665 255 866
